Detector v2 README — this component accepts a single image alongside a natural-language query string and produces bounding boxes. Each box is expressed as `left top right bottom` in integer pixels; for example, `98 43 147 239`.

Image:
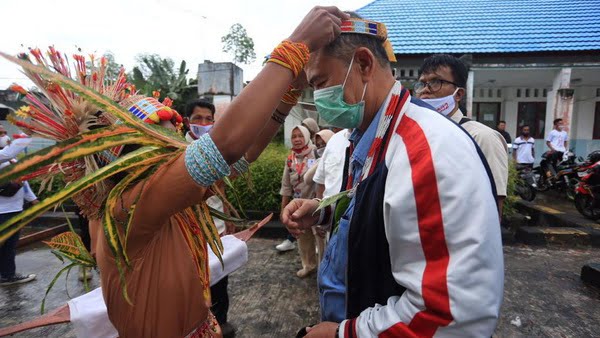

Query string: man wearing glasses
415 54 508 217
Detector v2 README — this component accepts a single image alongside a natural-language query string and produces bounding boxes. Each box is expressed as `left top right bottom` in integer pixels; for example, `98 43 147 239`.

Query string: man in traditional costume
282 15 504 337
0 6 350 337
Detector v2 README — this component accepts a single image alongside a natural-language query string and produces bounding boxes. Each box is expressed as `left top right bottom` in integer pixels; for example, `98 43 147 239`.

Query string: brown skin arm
117 63 297 230
245 71 308 163
245 101 294 163
211 64 294 164
125 3 347 227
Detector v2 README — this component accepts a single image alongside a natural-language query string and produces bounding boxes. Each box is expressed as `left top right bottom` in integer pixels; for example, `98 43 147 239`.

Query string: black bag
0 181 23 197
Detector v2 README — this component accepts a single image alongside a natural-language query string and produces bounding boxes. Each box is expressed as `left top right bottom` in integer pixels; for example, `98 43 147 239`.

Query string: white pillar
550 68 574 134
466 70 474 118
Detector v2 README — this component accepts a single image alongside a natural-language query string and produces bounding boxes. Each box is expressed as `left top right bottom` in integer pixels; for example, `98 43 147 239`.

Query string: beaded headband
119 95 183 127
341 19 397 62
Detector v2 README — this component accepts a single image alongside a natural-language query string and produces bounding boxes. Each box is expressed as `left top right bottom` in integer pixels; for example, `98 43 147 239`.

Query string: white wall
474 84 600 162
573 86 599 140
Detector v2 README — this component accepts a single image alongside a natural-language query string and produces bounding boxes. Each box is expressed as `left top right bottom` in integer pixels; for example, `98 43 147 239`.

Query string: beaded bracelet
232 156 250 175
185 134 231 187
267 40 309 78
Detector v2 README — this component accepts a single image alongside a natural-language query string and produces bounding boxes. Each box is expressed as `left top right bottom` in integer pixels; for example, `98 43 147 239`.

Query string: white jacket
338 100 504 337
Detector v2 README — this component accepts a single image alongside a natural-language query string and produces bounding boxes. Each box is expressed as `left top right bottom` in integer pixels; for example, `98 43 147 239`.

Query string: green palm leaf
195 204 223 263
208 206 246 224
41 262 77 314
0 146 171 244
103 164 159 266
0 126 162 185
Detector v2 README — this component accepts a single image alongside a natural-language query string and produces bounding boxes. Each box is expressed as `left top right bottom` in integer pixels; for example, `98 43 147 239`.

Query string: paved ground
527 192 600 229
1 239 599 337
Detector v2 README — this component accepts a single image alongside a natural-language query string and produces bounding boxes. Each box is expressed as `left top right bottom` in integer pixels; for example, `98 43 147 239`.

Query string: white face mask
316 147 325 157
190 123 213 138
421 88 460 116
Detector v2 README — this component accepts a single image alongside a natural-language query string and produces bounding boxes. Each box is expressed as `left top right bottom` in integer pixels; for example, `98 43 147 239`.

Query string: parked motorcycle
515 164 537 201
574 151 600 220
535 150 583 200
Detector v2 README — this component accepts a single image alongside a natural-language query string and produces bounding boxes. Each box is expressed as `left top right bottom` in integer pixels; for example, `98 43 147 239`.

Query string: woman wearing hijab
301 117 320 144
279 125 318 277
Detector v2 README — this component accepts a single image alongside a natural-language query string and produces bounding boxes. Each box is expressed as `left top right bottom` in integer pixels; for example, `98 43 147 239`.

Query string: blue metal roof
356 0 600 54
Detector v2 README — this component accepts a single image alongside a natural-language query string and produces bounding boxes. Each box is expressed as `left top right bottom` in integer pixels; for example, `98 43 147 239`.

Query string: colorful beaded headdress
341 19 397 62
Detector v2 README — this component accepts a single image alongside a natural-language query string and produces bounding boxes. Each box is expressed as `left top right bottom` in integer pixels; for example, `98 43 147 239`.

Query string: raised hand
288 6 350 52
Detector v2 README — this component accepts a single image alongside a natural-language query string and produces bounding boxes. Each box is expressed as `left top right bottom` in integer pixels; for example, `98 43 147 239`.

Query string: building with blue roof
357 0 600 158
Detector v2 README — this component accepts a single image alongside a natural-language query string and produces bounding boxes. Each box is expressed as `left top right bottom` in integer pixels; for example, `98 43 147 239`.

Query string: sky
0 0 372 89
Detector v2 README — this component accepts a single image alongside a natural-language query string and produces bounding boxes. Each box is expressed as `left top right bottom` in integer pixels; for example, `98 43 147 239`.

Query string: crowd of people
0 5 575 338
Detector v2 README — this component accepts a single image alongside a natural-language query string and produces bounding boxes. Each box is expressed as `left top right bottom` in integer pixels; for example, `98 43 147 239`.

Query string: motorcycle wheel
567 177 580 201
574 193 600 220
517 183 537 202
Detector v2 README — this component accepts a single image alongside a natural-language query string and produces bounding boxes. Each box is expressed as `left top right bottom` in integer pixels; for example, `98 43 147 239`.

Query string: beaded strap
232 156 250 175
267 40 310 78
185 134 231 187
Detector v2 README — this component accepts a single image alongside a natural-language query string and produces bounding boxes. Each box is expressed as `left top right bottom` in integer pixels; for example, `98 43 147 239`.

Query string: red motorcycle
574 151 600 220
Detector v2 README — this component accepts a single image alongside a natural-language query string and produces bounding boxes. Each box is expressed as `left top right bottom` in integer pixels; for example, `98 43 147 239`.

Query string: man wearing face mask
415 54 508 217
282 15 503 338
185 99 216 142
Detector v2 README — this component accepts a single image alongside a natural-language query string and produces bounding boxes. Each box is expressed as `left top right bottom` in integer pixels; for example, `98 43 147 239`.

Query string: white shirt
0 135 11 148
0 138 36 213
313 129 350 198
0 138 32 163
546 129 568 152
450 110 509 196
512 136 535 164
0 161 37 214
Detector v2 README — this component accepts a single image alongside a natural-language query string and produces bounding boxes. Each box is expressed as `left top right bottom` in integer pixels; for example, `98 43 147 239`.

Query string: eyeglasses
414 79 460 93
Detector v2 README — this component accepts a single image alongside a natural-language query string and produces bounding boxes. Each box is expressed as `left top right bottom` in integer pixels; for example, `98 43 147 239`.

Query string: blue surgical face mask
313 56 368 129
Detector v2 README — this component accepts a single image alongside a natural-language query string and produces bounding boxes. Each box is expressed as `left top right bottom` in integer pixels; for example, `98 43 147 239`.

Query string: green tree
129 54 194 112
221 23 257 65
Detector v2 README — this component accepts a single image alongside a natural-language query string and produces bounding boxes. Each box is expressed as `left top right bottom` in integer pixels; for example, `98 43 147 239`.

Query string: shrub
227 143 288 212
